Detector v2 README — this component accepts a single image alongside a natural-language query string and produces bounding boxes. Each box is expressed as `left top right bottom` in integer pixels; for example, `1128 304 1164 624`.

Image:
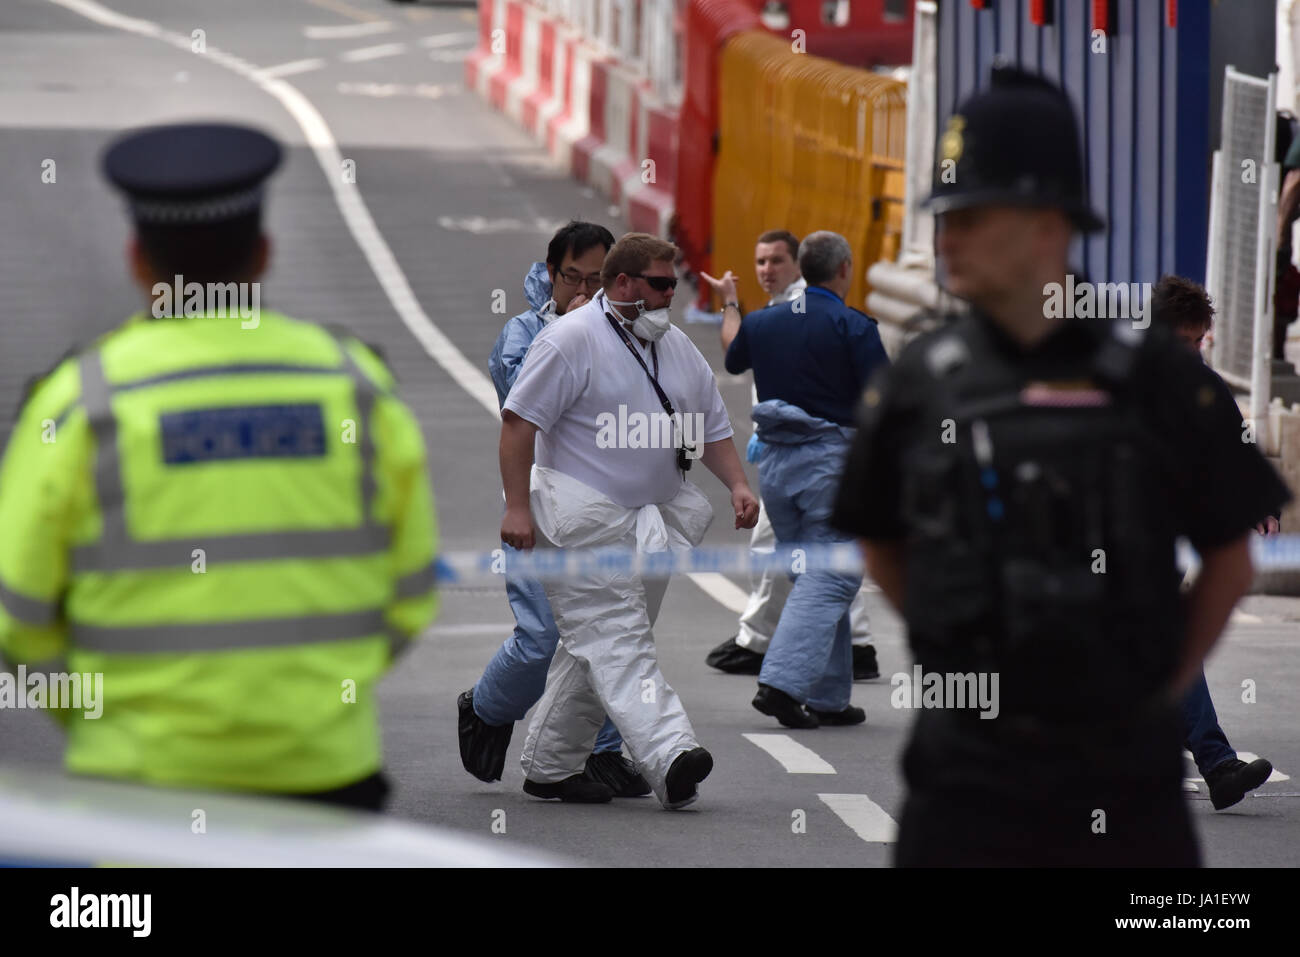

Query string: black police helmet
924 64 1105 233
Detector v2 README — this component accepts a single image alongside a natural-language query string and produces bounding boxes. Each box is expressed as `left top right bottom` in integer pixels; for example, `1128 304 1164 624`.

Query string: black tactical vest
900 315 1183 724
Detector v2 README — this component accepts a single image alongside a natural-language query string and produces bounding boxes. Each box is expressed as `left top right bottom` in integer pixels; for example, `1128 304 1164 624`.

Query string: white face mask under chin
606 295 672 342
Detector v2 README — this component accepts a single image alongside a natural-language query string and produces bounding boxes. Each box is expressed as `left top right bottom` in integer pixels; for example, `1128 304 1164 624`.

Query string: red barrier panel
676 0 762 291
749 0 913 68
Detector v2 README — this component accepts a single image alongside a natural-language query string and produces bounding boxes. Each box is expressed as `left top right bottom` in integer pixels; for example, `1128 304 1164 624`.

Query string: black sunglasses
626 273 678 292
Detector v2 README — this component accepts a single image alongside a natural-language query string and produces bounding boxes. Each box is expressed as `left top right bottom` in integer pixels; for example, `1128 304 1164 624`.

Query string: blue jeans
1181 670 1236 776
756 440 862 712
474 542 622 753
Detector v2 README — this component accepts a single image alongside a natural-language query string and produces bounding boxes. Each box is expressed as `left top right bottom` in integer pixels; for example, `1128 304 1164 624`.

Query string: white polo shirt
504 290 734 508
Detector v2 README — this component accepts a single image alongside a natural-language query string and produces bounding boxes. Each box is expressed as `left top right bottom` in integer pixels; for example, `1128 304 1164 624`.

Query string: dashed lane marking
419 31 479 48
302 0 383 23
429 624 517 637
303 21 393 39
742 734 836 774
337 81 459 100
688 573 749 614
818 793 898 844
340 42 408 63
256 58 327 79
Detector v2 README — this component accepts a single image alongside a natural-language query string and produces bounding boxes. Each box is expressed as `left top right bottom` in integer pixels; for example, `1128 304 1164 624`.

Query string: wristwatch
724 301 740 313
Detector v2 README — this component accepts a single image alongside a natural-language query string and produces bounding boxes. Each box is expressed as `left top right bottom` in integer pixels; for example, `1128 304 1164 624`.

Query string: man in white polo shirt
499 232 759 809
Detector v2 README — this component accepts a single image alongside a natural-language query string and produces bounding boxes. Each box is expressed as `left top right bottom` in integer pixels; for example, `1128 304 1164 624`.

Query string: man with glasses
458 221 653 800
501 232 759 808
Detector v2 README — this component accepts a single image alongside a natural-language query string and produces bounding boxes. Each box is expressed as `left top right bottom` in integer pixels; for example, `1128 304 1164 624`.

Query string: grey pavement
0 0 1297 867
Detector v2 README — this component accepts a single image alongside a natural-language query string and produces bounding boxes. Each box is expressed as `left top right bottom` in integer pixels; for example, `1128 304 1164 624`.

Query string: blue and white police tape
433 542 862 584
431 533 1300 585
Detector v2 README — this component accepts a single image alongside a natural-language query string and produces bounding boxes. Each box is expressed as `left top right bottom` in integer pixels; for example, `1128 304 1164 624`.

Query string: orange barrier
712 31 906 313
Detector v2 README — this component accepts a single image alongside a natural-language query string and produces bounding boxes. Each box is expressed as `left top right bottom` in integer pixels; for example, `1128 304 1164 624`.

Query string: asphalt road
1 0 1297 868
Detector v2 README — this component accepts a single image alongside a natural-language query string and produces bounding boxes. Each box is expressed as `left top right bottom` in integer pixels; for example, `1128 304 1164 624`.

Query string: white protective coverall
519 465 713 807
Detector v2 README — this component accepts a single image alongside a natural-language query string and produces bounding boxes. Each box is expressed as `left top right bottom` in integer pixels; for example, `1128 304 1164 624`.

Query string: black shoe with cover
584 750 652 797
706 636 765 674
805 704 866 726
457 689 514 783
752 683 819 729
664 747 714 809
522 774 614 803
852 644 880 680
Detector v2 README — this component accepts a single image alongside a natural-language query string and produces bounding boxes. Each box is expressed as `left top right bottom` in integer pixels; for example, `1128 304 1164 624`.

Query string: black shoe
583 750 652 797
706 636 764 674
522 774 614 803
1206 757 1272 810
665 747 713 809
752 683 819 729
805 704 866 726
852 645 880 680
457 689 514 783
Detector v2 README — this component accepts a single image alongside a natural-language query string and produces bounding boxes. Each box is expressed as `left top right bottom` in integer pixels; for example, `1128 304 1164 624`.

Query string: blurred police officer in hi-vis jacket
0 124 438 811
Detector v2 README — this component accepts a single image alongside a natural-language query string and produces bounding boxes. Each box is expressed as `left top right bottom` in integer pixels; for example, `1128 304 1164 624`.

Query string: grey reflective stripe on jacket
0 576 59 626
72 343 389 574
69 609 391 653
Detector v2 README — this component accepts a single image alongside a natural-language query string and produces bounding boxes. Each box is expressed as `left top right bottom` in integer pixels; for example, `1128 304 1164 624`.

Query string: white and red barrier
466 0 678 237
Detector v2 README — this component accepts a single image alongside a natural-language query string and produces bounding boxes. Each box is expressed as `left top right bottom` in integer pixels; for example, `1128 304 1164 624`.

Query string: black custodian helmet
924 64 1105 233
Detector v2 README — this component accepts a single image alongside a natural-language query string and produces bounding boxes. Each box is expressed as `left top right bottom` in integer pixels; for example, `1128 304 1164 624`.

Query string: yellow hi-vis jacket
0 310 438 793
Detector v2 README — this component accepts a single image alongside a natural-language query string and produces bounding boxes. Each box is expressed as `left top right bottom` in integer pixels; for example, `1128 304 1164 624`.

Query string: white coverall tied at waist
520 466 713 807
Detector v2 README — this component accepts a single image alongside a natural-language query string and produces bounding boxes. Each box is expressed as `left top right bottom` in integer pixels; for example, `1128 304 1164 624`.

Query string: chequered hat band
129 185 265 224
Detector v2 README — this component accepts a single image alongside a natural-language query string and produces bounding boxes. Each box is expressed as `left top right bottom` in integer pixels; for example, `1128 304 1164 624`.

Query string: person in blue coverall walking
721 231 890 729
457 221 650 798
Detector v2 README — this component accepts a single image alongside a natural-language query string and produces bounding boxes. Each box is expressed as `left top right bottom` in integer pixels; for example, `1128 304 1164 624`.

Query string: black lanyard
604 310 675 419
604 308 694 474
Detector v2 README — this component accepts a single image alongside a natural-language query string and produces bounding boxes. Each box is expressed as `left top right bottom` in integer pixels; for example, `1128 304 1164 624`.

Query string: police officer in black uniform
832 66 1292 866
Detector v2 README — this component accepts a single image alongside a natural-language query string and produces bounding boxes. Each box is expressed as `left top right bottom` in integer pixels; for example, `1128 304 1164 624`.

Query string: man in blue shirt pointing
722 231 890 728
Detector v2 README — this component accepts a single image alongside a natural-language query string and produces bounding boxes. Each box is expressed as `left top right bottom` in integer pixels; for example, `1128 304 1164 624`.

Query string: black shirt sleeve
1142 344 1292 549
832 359 909 541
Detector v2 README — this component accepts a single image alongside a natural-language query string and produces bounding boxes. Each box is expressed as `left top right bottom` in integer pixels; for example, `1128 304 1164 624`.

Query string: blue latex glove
746 432 766 463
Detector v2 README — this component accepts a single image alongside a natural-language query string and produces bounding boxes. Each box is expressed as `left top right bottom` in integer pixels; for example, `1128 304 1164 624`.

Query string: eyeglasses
626 273 678 292
555 269 603 290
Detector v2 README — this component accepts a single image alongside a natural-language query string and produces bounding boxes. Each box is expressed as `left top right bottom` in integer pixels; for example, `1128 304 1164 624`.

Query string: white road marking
256 58 327 79
742 734 836 774
436 215 567 235
340 42 408 63
687 573 749 614
304 21 393 40
337 81 458 100
429 624 515 636
1230 610 1263 624
419 31 479 48
818 793 898 844
429 49 473 64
